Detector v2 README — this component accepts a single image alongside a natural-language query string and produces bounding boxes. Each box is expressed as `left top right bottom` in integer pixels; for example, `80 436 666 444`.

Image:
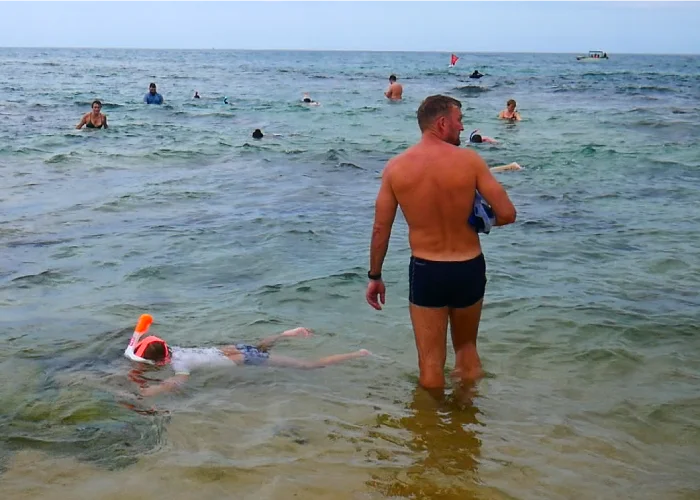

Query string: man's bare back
386 82 403 100
387 144 487 262
385 74 403 100
366 95 516 390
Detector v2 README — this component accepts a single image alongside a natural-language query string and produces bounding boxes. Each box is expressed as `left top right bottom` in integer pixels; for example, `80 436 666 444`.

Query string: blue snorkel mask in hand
468 191 495 234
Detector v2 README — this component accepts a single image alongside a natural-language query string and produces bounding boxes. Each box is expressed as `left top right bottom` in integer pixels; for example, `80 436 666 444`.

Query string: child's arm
141 374 189 397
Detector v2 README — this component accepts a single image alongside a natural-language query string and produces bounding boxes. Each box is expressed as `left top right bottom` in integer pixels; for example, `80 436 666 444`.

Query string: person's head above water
149 83 157 95
506 99 517 112
416 94 463 146
252 129 263 139
139 338 169 362
389 74 397 83
470 133 483 143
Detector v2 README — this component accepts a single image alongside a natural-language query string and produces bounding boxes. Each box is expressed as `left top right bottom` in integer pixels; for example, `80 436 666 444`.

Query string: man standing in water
144 83 164 105
365 95 517 389
385 74 403 100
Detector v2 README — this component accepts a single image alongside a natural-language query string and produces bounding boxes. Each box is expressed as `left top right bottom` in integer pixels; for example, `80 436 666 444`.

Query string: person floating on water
193 91 200 99
385 74 403 100
76 100 108 129
498 99 521 121
469 70 484 79
223 96 230 105
301 93 319 106
144 83 164 105
252 128 263 139
124 314 371 397
469 129 497 144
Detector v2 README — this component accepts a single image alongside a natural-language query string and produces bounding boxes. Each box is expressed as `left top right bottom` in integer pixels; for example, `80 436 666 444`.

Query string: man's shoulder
386 146 416 169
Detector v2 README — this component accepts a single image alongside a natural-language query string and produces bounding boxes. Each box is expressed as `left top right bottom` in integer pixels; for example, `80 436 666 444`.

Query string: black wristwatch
368 271 382 281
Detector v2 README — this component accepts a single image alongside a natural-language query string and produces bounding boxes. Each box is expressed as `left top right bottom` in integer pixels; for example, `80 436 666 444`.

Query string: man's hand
366 279 386 310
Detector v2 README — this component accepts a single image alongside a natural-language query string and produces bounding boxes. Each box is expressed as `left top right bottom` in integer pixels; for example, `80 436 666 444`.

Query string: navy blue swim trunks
235 344 270 365
408 254 487 308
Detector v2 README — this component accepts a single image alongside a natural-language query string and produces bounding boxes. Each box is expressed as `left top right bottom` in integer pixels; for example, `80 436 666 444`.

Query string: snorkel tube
124 314 156 365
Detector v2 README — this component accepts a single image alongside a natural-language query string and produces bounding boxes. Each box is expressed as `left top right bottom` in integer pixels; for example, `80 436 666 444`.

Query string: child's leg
256 327 313 351
267 349 370 369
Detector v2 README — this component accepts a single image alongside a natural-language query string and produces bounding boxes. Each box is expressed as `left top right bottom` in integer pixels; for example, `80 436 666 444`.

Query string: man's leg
409 304 449 390
448 299 484 382
267 350 370 369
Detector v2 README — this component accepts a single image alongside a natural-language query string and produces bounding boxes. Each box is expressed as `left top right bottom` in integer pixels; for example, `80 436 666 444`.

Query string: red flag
450 54 459 66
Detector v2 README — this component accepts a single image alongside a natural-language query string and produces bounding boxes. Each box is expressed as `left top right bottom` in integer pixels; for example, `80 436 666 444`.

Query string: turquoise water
1 48 700 499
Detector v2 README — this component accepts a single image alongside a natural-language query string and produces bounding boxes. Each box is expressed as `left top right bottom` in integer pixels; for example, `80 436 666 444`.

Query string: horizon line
0 46 698 57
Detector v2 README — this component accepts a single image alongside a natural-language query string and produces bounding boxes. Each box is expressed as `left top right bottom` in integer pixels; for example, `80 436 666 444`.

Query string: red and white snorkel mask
124 314 171 365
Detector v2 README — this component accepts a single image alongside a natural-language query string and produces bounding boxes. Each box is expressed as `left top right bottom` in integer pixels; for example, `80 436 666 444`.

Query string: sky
0 1 699 54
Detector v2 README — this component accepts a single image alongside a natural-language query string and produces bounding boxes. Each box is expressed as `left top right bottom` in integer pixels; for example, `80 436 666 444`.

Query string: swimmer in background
490 162 522 173
144 83 164 105
469 129 497 144
301 93 319 106
498 99 521 121
385 74 403 100
125 314 371 397
193 91 201 99
76 100 108 129
469 70 484 79
252 128 263 139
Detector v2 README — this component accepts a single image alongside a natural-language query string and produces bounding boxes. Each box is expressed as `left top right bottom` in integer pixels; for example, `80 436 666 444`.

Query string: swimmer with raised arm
125 315 371 397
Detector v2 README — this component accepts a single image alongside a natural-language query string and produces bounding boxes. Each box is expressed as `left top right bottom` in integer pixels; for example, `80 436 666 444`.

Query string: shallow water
1 48 699 499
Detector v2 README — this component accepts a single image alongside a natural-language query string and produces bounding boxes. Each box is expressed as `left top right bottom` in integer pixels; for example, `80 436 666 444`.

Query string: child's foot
283 327 314 338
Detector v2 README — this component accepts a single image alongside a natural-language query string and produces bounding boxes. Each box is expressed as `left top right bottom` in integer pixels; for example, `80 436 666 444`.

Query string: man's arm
471 152 517 226
369 164 399 275
141 374 189 397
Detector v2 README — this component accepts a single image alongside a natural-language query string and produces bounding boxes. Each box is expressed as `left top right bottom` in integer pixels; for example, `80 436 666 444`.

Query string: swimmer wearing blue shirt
125 315 371 397
144 83 164 105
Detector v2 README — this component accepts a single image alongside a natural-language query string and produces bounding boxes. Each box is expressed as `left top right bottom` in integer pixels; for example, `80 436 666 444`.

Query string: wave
74 101 124 109
45 152 80 164
8 269 71 288
337 161 363 170
616 85 677 95
452 85 491 96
